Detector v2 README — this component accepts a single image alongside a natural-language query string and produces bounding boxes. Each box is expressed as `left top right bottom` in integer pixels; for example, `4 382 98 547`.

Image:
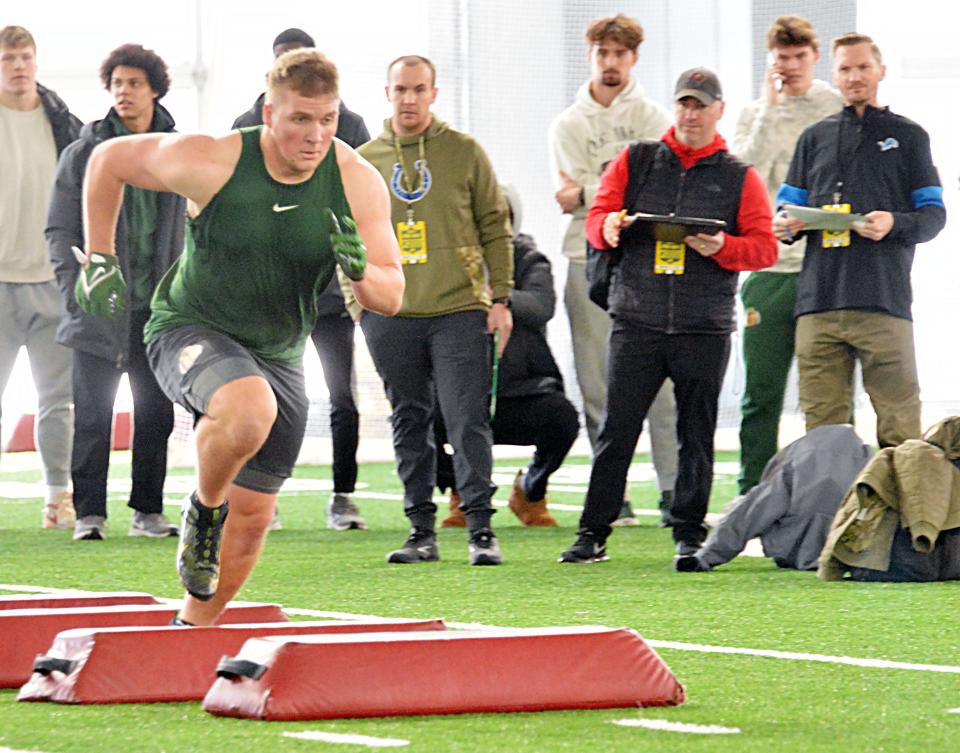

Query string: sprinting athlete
76 49 403 625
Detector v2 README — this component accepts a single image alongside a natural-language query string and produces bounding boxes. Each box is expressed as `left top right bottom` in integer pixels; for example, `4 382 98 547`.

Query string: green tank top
144 127 349 365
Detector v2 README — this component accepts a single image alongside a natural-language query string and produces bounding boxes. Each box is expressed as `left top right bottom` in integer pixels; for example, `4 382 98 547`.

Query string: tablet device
624 212 727 244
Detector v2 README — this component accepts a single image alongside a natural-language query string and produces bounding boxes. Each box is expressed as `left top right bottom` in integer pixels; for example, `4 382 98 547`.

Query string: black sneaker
675 540 701 557
558 529 609 563
675 555 712 572
386 529 440 564
168 614 196 626
177 493 229 601
468 528 502 566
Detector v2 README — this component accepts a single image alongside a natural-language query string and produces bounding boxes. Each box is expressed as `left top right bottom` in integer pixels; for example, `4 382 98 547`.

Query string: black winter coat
497 235 565 398
37 83 82 155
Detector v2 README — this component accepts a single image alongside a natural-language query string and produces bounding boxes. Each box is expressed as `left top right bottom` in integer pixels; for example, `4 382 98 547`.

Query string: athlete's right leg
179 483 276 626
146 326 282 613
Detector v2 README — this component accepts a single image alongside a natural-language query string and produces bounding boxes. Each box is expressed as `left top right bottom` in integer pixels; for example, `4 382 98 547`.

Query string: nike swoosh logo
272 203 300 213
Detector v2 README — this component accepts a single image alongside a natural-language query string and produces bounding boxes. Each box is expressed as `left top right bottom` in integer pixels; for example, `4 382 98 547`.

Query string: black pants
580 320 730 544
72 309 174 518
436 392 579 502
362 310 495 531
310 312 359 493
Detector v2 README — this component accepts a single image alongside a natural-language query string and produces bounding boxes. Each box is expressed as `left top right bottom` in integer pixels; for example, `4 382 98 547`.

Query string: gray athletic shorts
146 325 308 494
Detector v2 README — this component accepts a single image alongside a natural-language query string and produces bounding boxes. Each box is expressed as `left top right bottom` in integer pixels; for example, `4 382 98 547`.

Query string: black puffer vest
611 140 747 334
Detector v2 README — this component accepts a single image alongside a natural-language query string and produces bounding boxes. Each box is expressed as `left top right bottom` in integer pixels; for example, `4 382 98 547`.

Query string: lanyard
393 134 427 223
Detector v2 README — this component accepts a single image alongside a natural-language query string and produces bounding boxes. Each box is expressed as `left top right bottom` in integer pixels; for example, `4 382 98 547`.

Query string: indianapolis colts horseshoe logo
390 160 432 203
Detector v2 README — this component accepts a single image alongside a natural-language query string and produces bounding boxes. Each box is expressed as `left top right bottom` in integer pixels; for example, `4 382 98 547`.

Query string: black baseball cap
674 67 723 105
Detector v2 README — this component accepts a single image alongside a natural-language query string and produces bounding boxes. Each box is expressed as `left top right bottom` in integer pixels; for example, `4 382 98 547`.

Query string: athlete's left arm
339 148 405 315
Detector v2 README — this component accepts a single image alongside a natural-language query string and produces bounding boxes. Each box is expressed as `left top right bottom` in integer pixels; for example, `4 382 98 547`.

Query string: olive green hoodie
357 115 513 317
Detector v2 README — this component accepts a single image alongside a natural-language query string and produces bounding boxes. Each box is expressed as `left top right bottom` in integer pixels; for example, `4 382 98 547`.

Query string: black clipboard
624 212 727 244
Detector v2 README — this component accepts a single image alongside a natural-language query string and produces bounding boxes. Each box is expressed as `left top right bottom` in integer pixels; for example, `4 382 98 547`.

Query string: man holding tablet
559 67 778 565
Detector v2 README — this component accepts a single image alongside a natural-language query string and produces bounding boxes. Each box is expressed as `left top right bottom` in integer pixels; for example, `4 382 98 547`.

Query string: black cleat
559 529 609 563
177 492 228 601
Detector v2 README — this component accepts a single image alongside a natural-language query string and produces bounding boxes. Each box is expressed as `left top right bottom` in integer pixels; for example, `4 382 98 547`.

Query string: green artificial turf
1 451 958 752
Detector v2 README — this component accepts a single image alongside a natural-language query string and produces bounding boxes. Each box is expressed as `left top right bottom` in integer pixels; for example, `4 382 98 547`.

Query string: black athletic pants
580 319 729 545
436 392 579 502
72 308 174 518
310 312 359 494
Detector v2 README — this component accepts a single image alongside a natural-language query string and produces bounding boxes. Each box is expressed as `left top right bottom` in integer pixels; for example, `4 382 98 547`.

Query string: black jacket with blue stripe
777 105 945 321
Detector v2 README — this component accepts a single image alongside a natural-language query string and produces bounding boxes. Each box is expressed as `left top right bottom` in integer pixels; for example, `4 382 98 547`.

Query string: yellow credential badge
655 241 685 275
397 221 428 264
820 203 852 248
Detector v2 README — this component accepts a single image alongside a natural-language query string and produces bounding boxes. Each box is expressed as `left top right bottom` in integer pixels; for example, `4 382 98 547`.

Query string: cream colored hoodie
733 79 842 273
548 78 670 262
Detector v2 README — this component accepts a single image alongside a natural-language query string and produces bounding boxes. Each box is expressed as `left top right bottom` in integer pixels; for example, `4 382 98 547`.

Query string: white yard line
5 585 959 676
611 719 740 734
282 732 409 747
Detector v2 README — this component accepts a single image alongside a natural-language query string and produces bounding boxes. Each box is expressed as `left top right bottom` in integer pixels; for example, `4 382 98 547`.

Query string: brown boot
440 491 466 528
508 470 558 527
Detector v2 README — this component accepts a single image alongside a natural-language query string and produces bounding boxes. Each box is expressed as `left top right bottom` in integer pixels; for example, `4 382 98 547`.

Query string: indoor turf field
1 451 958 753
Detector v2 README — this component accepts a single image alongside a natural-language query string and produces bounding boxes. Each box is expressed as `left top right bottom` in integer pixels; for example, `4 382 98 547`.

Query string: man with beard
548 14 678 526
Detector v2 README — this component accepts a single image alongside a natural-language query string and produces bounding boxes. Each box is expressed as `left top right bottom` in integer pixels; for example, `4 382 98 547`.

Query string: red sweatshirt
586 127 777 272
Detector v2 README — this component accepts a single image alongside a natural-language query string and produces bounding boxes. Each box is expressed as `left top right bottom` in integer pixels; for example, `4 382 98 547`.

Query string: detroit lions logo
877 137 899 152
390 161 432 203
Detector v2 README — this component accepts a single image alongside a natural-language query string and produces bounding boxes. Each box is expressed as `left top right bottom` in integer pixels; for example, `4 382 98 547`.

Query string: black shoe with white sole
387 529 440 564
558 529 609 563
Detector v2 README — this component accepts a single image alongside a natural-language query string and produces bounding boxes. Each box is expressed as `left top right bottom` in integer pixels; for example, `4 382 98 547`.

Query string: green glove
327 209 367 282
73 248 125 319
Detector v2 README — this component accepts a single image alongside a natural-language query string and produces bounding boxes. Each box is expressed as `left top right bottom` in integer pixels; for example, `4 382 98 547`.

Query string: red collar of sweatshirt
662 126 727 169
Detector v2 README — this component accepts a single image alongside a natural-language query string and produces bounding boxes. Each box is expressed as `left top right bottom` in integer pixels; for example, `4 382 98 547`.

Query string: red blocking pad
202 626 685 720
17 618 446 704
0 602 285 688
0 592 160 611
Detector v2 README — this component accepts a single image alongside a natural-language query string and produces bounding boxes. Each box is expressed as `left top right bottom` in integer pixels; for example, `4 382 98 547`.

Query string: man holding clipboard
774 33 946 449
559 68 777 565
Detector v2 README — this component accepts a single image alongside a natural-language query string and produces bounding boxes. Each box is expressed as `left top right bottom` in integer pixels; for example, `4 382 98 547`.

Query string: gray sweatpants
564 259 678 492
0 281 73 487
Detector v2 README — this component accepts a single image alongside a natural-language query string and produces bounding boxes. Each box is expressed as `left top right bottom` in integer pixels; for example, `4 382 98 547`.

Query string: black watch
492 296 511 308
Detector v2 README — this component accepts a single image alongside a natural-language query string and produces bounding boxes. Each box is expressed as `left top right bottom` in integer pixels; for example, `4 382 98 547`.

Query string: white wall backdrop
3 0 957 453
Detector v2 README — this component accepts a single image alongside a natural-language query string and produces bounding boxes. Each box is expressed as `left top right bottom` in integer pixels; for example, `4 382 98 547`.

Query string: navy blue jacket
779 105 945 321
